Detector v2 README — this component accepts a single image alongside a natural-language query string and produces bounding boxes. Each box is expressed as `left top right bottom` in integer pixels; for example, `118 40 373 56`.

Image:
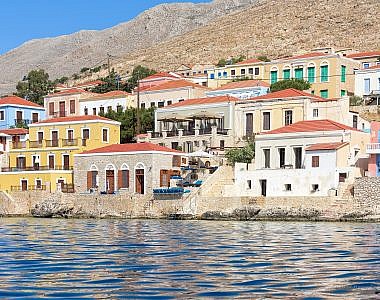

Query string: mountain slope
0 0 257 95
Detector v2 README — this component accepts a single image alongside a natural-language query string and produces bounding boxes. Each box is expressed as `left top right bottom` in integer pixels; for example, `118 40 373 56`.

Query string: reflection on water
0 218 378 298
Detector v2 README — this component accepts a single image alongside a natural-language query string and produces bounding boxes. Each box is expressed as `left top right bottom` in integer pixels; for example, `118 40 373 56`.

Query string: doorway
260 179 267 197
63 155 70 170
106 170 115 194
21 180 27 191
52 131 58 147
135 169 145 194
59 101 66 117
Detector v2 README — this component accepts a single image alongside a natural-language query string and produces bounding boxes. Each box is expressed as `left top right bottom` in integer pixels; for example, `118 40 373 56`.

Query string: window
217 72 221 77
307 66 315 83
70 100 75 114
341 90 346 96
32 113 38 123
254 67 260 76
220 140 225 150
49 102 55 116
270 70 278 84
294 68 303 79
107 106 112 112
0 110 4 120
320 65 329 82
284 110 293 125
167 100 172 106
102 128 109 143
283 69 290 80
67 129 74 141
210 73 215 79
178 99 184 103
158 101 164 108
246 113 253 137
284 184 291 191
117 105 123 112
119 169 129 188
320 89 329 98
312 156 319 167
311 90 315 95
353 115 358 129
37 131 43 143
84 107 88 115
82 128 90 140
248 68 254 75
48 155 55 169
87 170 98 189
311 184 319 192
247 180 252 189
141 103 145 109
171 142 179 150
99 107 104 114
16 156 26 169
263 112 271 130
363 62 370 69
279 148 285 168
150 102 155 108
341 65 346 82
313 109 319 118
93 107 97 115
241 69 246 76
36 179 42 189
364 78 371 94
231 70 236 76
294 147 302 169
263 149 270 168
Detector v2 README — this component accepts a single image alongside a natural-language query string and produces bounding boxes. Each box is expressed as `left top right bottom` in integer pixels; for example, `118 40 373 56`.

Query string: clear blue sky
0 0 211 55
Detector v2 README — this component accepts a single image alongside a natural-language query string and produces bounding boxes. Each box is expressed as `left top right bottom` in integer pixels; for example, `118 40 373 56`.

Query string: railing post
178 129 184 137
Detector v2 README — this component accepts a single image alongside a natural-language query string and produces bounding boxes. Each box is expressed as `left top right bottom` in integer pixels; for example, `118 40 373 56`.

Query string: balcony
14 119 31 128
1 165 73 172
11 185 47 191
29 141 43 148
62 139 78 147
183 129 195 136
45 139 59 147
366 143 380 154
12 141 27 149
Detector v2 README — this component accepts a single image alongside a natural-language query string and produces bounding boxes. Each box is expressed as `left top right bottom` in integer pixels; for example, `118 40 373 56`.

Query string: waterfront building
174 63 215 77
137 79 209 109
79 90 136 116
138 72 181 90
0 96 45 129
0 128 29 169
232 119 370 197
0 115 120 192
74 142 184 194
345 51 380 69
366 121 380 177
44 88 95 119
354 65 380 104
205 79 269 99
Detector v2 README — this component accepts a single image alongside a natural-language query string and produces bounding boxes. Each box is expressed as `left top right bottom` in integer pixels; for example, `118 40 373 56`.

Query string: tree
349 95 363 106
270 79 311 92
217 58 227 67
15 69 54 105
257 55 271 62
225 142 255 166
91 69 120 93
125 65 156 92
54 76 69 84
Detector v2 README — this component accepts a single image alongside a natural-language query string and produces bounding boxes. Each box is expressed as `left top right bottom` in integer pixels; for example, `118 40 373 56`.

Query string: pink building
367 121 380 176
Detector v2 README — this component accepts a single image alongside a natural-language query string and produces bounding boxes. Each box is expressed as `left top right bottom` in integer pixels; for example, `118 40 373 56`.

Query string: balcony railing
29 141 43 148
217 129 228 135
11 185 47 191
199 128 212 135
151 132 163 138
366 143 380 154
45 140 59 147
12 141 27 149
167 130 179 137
1 165 73 172
183 129 195 136
14 119 31 128
62 139 78 146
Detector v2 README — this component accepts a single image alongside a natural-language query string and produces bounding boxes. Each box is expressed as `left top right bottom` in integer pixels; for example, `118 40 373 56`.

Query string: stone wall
354 177 380 214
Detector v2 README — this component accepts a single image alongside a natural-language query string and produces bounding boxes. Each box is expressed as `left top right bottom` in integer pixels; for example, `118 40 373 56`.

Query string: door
21 180 27 191
135 169 145 194
37 132 43 144
106 170 115 194
246 113 253 137
32 113 39 123
16 111 23 122
57 179 65 191
260 179 267 197
48 155 55 170
294 147 302 169
63 155 70 170
59 101 66 117
339 173 347 183
52 131 58 147
0 136 6 152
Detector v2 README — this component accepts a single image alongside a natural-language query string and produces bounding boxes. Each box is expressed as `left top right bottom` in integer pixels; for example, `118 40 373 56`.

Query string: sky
0 0 211 55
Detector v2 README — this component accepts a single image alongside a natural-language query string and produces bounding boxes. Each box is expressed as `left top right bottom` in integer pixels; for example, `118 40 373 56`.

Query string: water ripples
0 218 379 299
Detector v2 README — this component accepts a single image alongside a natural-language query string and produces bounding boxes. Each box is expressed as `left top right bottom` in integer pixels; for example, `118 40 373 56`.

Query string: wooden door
0 136 6 152
48 155 55 169
16 111 23 122
59 101 65 117
135 169 145 194
246 113 253 137
63 155 70 170
260 180 267 197
67 130 74 141
32 113 38 123
106 170 115 194
21 180 27 191
52 131 58 147
57 179 65 191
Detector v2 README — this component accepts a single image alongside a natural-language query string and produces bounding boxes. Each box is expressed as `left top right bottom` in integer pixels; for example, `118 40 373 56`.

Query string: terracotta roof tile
248 88 330 102
46 88 92 97
32 115 117 125
263 119 359 135
0 96 43 108
141 79 208 92
0 128 29 135
164 95 239 108
236 58 261 65
82 90 131 100
346 51 380 59
305 142 349 151
80 142 183 154
140 72 179 81
213 80 270 91
74 80 105 87
365 65 380 70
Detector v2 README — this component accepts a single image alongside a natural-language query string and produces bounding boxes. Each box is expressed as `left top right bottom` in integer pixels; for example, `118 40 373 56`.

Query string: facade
74 143 184 195
174 63 215 77
354 65 380 104
137 79 209 109
0 96 45 129
143 95 243 154
346 51 380 69
0 128 29 170
366 121 380 177
0 115 120 192
233 120 369 197
207 51 360 98
79 91 136 116
44 88 95 119
206 79 269 99
138 72 181 90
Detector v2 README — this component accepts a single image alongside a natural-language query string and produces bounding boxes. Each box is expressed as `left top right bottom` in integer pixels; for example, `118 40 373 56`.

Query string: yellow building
0 115 120 192
207 51 360 98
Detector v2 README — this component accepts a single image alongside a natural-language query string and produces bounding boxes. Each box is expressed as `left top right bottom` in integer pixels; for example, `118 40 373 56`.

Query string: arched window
320 61 329 82
270 67 278 84
282 65 291 80
135 163 146 194
307 63 316 83
105 164 116 194
118 163 130 189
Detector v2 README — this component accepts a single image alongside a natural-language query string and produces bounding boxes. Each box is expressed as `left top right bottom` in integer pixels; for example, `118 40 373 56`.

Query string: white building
354 65 380 103
206 79 269 99
231 119 370 197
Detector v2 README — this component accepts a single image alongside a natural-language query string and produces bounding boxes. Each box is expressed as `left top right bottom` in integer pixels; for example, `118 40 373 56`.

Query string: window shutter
118 170 123 189
87 171 92 190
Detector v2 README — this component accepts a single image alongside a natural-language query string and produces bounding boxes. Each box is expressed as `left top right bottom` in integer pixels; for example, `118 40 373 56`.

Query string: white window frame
35 178 43 189
262 110 272 131
102 127 110 143
319 61 330 83
81 128 91 139
66 128 75 139
313 108 319 118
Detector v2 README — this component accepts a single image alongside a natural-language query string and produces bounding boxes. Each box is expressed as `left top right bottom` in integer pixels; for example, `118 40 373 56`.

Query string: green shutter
270 71 278 84
341 90 346 96
307 67 315 83
283 69 290 80
295 68 303 79
341 65 346 82
321 65 328 82
320 89 329 98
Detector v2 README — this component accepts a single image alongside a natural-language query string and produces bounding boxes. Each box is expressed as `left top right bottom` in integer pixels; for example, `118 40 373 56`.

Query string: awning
187 150 214 158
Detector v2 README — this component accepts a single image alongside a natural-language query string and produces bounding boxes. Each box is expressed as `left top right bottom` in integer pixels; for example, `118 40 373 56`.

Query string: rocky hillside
0 0 257 95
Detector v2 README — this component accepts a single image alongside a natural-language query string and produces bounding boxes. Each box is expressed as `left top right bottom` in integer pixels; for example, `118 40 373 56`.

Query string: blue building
0 96 45 130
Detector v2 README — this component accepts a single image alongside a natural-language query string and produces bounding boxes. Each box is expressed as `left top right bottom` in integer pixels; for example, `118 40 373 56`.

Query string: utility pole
136 69 141 135
107 53 111 77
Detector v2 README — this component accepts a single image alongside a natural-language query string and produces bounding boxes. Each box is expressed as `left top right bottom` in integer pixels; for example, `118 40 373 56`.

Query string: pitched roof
279 52 328 61
213 80 270 91
0 96 43 108
236 58 261 65
0 128 29 135
366 65 380 70
248 88 329 102
164 95 239 108
141 79 208 92
80 142 183 155
82 90 131 100
263 119 358 135
140 72 179 81
305 142 348 151
346 51 380 59
46 88 91 97
32 115 117 125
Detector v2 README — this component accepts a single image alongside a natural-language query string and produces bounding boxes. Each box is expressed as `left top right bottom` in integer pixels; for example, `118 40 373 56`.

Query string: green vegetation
217 55 246 67
232 76 251 82
125 65 156 91
54 76 69 84
270 78 311 92
257 55 271 62
100 107 155 143
225 142 255 166
80 67 90 73
349 95 363 106
15 69 54 105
